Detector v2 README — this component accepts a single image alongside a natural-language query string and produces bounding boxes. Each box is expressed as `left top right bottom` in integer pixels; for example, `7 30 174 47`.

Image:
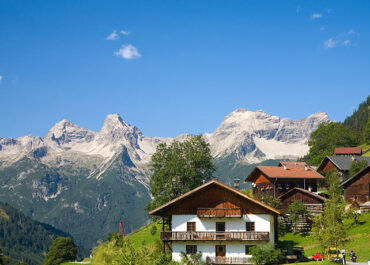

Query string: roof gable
319 156 370 172
341 166 370 188
278 187 326 202
148 180 280 216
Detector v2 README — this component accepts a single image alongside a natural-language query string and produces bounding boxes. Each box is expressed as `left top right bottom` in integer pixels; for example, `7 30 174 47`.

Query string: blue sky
0 0 369 138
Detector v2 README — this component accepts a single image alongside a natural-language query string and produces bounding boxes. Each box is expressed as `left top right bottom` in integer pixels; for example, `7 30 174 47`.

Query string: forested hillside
0 202 70 265
343 95 370 138
304 95 370 165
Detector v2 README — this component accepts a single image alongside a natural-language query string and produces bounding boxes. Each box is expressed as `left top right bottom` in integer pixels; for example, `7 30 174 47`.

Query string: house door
216 222 225 239
216 245 226 263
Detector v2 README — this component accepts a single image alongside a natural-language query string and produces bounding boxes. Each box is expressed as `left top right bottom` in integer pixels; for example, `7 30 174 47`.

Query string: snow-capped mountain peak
205 109 330 163
0 109 330 167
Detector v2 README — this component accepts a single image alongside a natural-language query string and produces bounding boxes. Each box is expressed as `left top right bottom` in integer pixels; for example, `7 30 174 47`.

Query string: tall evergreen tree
311 170 348 258
146 135 215 211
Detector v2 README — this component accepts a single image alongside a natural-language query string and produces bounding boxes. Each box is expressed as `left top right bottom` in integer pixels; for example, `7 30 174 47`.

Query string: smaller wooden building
341 166 370 205
245 164 325 198
334 147 362 156
317 156 370 180
278 187 326 214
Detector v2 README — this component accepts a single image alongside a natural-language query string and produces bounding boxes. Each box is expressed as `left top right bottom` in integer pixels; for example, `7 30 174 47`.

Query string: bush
250 244 283 265
348 160 368 178
150 225 158 236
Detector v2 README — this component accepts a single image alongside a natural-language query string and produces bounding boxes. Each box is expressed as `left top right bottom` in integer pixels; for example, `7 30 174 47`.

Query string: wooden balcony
161 231 269 241
206 257 252 264
197 208 242 218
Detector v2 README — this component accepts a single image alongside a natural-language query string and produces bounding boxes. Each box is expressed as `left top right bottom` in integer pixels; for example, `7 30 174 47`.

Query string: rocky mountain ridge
0 109 329 168
0 109 329 252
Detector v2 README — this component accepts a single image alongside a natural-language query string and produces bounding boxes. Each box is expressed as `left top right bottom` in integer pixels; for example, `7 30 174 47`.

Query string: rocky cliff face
0 109 329 252
204 109 329 164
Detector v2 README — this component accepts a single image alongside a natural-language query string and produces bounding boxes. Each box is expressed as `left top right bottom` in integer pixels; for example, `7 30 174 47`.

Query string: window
187 222 196 232
245 245 250 254
186 245 197 254
246 222 255 232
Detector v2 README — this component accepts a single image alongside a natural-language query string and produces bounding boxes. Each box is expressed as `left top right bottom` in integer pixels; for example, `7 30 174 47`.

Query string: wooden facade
246 165 324 199
150 182 279 217
319 159 338 173
278 187 326 214
342 166 370 205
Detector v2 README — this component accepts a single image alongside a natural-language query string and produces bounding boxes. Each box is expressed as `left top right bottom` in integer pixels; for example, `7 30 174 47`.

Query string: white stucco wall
171 214 275 261
172 214 271 233
172 242 263 262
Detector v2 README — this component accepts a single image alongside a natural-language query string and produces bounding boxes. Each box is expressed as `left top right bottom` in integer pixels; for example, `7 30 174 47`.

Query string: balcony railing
161 231 269 241
205 257 252 264
197 208 242 218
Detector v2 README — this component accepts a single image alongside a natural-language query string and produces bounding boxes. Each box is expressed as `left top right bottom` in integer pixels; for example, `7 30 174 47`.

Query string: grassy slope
125 222 161 248
279 212 370 262
360 143 370 156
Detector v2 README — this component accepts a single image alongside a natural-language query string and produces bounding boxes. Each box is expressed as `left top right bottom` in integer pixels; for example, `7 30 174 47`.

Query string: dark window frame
187 222 196 232
245 245 250 255
246 222 255 232
186 245 197 254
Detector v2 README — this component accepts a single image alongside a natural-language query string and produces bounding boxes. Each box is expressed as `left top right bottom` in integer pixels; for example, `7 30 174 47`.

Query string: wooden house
245 164 325 198
340 166 370 205
317 156 370 179
278 187 326 214
149 180 280 264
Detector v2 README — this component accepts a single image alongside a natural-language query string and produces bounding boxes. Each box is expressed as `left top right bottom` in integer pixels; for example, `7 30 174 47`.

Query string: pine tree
311 170 348 258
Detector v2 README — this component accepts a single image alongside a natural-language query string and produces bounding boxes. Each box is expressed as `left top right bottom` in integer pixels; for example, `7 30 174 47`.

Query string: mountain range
0 108 329 253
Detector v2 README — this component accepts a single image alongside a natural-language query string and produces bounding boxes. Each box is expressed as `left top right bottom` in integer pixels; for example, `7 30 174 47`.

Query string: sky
0 0 369 138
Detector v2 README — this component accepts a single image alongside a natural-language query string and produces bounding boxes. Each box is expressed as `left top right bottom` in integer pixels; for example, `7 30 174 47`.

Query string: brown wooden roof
245 166 325 182
278 187 326 202
334 147 362 155
148 180 280 216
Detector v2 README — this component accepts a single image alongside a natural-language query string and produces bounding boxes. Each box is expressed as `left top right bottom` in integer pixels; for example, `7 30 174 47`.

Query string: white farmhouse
149 180 280 264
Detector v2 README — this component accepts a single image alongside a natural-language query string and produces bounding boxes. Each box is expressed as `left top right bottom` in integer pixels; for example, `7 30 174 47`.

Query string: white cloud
120 30 130 35
323 30 358 49
0 75 2 82
323 38 337 49
106 30 119 40
114 44 141 60
311 13 322 19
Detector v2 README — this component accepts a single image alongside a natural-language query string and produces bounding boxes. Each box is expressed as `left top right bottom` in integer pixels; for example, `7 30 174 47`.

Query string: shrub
250 244 283 265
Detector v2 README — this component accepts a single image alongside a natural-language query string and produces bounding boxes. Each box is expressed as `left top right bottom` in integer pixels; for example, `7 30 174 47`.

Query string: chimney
305 165 308 171
283 165 287 170
234 179 240 190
